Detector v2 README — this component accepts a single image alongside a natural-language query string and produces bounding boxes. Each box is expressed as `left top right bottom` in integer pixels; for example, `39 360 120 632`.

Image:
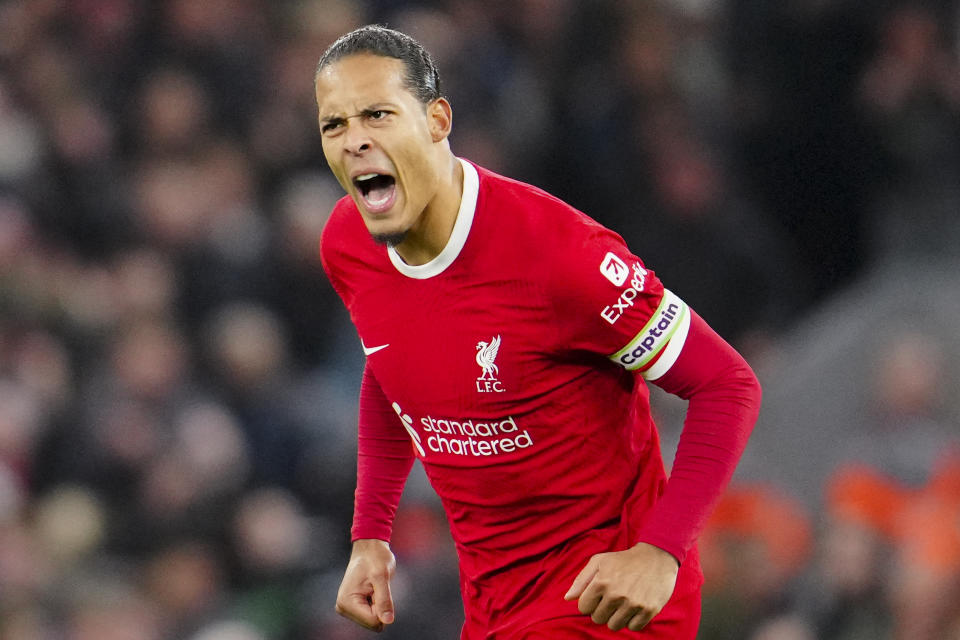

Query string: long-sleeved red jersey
321 159 761 637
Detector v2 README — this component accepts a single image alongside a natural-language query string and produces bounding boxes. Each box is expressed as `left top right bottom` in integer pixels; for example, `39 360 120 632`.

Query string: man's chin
371 229 409 247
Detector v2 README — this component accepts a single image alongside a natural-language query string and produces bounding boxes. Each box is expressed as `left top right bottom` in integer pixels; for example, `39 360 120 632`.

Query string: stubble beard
371 230 409 247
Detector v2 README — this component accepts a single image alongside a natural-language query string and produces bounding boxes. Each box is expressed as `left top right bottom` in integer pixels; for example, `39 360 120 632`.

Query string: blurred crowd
0 0 958 639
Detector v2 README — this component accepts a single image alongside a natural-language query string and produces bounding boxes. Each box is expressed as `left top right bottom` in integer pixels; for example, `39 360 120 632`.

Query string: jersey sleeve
351 364 416 542
319 199 416 542
548 219 761 563
637 310 761 562
549 222 689 380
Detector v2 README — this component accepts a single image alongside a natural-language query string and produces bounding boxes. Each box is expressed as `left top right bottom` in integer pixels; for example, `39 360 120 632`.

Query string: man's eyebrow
323 104 397 120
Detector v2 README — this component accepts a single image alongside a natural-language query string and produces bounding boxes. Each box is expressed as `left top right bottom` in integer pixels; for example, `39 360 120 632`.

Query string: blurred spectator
726 0 885 302
749 615 817 640
228 488 314 638
143 541 225 635
202 302 309 489
698 484 812 639
858 2 960 262
888 455 960 640
33 485 107 572
802 465 902 640
190 620 267 640
135 67 213 156
845 330 957 485
59 564 164 640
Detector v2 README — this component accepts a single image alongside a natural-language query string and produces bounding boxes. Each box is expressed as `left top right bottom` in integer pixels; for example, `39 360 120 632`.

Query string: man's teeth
356 173 378 181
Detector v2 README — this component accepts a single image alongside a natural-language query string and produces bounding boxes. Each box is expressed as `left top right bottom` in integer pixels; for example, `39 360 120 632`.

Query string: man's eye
322 121 343 133
369 110 387 120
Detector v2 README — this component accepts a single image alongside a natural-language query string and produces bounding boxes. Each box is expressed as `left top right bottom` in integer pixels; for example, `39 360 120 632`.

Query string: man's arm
566 310 761 631
638 308 761 560
336 365 415 631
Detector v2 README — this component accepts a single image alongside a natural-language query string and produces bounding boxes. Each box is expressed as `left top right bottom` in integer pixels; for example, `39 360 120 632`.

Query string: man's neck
392 154 464 266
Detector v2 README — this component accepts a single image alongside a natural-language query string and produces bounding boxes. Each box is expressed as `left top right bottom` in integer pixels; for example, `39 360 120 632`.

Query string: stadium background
1 0 959 638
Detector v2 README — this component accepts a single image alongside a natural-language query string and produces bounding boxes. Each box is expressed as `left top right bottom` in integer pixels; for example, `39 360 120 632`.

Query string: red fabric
351 310 762 567
328 161 762 634
636 311 762 562
511 588 701 640
458 523 703 639
350 365 414 542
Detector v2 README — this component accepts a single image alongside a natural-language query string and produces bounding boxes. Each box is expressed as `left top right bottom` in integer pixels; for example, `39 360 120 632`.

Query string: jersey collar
387 158 478 279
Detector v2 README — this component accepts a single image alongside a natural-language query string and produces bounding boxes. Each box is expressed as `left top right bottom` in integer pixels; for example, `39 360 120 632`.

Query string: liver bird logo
476 335 501 381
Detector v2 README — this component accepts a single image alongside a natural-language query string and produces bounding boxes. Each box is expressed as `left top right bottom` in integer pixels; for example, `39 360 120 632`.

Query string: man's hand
564 542 680 632
335 539 397 631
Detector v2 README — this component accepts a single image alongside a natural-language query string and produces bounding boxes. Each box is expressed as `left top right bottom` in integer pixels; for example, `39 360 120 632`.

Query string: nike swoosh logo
361 340 390 356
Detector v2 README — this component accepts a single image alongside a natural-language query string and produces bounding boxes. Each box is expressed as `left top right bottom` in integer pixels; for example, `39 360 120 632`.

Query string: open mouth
353 173 397 213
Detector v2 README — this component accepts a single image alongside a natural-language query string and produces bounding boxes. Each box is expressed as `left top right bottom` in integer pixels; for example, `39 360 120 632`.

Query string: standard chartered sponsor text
420 414 533 457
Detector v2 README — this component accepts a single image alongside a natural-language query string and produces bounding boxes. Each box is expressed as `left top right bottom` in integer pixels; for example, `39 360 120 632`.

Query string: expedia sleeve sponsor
600 261 649 325
609 289 690 379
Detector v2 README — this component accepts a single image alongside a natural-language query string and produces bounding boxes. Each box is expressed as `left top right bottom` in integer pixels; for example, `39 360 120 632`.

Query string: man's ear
427 98 453 142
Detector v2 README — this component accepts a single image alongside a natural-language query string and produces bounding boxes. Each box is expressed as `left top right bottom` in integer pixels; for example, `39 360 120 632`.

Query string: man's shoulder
320 195 367 261
321 194 361 240
319 194 383 295
476 164 573 213
473 163 607 241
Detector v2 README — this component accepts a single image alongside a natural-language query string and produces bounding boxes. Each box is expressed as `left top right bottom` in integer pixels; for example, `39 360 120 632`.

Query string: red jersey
321 159 760 636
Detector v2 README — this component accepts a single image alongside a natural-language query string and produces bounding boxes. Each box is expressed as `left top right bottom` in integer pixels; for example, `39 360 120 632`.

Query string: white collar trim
388 158 478 279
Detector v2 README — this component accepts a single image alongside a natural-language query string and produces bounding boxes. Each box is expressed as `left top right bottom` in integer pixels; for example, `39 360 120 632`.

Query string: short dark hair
315 25 442 105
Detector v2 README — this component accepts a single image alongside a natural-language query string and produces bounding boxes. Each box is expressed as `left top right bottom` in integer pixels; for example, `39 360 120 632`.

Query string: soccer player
316 25 762 639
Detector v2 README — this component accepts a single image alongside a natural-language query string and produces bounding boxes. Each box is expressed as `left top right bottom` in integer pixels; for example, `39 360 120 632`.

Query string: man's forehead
315 53 408 108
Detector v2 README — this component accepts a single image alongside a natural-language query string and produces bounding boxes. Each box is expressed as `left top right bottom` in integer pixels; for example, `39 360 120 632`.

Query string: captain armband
609 290 690 380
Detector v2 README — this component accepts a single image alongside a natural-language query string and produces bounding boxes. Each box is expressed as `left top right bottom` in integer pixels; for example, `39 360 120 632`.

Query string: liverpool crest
475 335 505 393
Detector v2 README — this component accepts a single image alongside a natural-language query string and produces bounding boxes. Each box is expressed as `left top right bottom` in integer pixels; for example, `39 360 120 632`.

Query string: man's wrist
631 541 681 568
352 538 391 550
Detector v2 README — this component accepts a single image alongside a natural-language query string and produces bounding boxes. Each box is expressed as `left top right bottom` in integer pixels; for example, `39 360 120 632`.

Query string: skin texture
319 51 682 634
315 53 463 266
564 541 680 632
335 539 396 631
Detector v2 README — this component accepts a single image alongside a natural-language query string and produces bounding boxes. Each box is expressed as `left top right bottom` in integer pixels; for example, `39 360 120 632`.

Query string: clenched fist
336 539 397 632
564 542 680 632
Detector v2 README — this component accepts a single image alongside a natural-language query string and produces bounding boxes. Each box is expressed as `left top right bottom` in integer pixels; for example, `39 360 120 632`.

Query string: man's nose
343 122 372 155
